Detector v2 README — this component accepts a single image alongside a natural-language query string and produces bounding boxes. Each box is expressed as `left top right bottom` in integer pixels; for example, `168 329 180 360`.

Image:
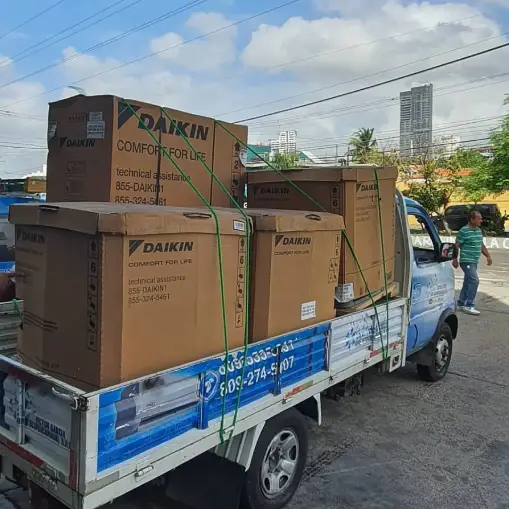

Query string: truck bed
0 297 406 509
0 300 22 357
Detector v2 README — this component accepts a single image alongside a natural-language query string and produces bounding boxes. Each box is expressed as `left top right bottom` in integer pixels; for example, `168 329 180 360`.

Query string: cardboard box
246 209 344 342
24 177 46 194
46 95 247 208
247 166 397 303
11 202 249 389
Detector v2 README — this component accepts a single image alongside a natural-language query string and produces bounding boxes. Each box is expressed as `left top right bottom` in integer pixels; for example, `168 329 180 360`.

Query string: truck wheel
417 323 453 382
240 409 308 509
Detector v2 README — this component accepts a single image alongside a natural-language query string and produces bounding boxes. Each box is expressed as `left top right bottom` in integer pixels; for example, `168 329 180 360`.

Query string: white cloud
314 0 388 16
0 4 508 177
0 57 48 178
481 0 509 6
239 1 508 153
149 12 237 72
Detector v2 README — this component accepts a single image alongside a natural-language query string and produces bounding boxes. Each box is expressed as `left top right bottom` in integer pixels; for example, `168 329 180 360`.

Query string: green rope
374 168 390 361
215 122 388 357
119 100 232 440
12 298 23 323
157 110 251 443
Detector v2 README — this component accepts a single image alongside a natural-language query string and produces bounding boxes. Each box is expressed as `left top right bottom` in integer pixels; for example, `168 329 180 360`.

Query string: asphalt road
1 252 509 509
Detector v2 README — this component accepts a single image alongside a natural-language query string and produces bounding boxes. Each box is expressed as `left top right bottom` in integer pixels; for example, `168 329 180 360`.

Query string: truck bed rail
0 300 22 357
0 297 407 509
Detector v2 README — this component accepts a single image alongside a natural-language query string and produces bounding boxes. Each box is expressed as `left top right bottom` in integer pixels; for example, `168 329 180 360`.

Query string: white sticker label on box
47 121 57 142
233 220 245 232
239 148 248 166
89 111 103 121
301 301 316 321
87 120 105 139
335 283 354 303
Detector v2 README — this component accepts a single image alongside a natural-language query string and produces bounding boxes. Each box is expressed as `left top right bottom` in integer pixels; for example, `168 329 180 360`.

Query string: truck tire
240 408 309 509
417 323 453 382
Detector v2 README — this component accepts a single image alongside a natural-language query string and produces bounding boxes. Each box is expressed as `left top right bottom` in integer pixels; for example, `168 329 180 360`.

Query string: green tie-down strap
216 121 389 360
373 168 391 358
119 100 251 443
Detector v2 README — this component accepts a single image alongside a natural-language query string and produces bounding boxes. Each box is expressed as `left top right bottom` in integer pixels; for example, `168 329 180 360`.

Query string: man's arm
452 229 463 268
481 244 493 266
452 241 460 268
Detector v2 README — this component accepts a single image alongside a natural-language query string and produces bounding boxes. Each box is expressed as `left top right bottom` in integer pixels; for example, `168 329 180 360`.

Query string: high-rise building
269 130 297 154
436 135 460 158
399 84 433 157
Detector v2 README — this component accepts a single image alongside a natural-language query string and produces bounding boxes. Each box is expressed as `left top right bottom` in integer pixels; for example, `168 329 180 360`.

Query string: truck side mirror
438 242 457 262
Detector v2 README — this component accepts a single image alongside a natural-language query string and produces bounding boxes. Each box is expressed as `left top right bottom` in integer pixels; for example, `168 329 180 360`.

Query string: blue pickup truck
0 192 457 509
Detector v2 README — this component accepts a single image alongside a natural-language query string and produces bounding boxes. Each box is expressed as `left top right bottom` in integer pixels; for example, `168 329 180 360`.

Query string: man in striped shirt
453 210 492 316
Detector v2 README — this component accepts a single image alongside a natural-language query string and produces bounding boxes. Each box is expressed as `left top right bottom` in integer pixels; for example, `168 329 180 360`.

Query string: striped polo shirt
457 225 483 264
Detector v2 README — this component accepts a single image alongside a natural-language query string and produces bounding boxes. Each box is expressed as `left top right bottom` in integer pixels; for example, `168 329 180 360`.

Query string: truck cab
404 197 458 381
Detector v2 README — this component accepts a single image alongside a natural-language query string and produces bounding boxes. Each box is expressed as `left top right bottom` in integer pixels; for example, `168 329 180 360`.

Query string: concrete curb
412 234 509 250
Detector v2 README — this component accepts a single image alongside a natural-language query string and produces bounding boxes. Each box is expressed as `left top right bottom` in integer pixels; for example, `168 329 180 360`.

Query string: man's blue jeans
458 263 479 308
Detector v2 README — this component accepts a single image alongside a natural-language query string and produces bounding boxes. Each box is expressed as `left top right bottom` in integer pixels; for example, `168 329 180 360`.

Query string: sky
1 0 509 177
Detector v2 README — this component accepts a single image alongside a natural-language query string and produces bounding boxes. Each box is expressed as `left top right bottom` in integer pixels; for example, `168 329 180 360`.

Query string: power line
193 14 481 90
247 72 509 131
235 41 509 123
293 115 506 143
0 0 206 91
247 72 509 127
0 144 46 150
223 32 509 119
0 0 302 109
0 166 45 177
0 109 46 121
293 125 500 154
226 31 509 121
0 0 145 68
0 0 68 42
294 137 494 162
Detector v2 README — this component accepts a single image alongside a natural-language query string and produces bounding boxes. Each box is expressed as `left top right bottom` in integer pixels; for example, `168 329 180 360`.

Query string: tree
482 115 509 193
349 128 377 163
446 149 490 203
463 96 509 195
402 158 453 215
270 152 299 170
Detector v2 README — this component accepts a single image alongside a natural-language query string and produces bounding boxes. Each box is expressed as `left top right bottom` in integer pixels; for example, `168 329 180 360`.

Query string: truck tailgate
0 356 84 493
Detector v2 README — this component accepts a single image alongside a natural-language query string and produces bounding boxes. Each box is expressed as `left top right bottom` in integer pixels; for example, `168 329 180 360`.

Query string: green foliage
365 149 400 166
446 148 485 171
485 115 509 193
349 128 377 163
462 97 509 196
402 159 455 215
443 149 489 202
270 152 299 170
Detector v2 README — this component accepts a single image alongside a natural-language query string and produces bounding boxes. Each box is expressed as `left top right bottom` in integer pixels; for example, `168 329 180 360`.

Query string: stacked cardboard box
11 202 249 390
246 209 344 342
46 95 247 208
247 166 397 304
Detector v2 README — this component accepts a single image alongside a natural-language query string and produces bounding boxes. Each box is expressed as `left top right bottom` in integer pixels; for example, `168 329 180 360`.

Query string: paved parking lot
1 253 508 509
288 250 509 509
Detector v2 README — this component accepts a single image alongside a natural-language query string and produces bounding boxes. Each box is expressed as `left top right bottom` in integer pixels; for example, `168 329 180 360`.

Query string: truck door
406 209 455 355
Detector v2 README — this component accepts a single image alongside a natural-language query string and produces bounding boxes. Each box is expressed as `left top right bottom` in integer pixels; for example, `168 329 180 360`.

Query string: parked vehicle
430 213 452 235
0 192 457 509
444 203 506 234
